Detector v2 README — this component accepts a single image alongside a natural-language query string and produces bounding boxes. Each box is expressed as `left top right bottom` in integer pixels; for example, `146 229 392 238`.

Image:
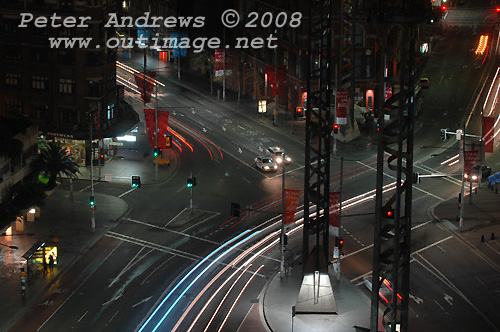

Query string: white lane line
78 311 88 322
357 161 445 201
118 187 137 198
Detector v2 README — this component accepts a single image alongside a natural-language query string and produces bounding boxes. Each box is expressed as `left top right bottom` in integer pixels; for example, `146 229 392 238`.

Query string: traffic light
230 202 241 217
187 177 196 187
382 206 394 219
458 193 462 209
158 147 163 155
412 172 420 184
440 129 447 141
100 152 105 165
333 124 339 134
338 237 344 250
165 135 172 148
89 195 95 207
131 175 141 188
153 147 159 157
296 107 304 118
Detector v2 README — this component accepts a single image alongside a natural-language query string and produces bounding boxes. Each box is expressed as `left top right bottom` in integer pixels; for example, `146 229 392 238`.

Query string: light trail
138 229 253 332
116 61 165 87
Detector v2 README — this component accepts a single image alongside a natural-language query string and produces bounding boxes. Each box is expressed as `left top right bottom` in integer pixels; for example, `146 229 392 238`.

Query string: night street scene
2 0 500 331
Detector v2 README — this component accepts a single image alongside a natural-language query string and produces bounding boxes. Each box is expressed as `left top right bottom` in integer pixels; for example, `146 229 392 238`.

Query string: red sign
464 150 479 174
143 109 170 147
284 189 301 225
92 109 102 141
329 192 340 228
143 109 156 147
266 65 286 97
336 89 348 123
483 116 494 153
384 83 393 101
134 71 156 104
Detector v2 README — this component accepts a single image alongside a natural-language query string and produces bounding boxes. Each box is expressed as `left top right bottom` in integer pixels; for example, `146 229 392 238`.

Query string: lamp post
280 160 286 278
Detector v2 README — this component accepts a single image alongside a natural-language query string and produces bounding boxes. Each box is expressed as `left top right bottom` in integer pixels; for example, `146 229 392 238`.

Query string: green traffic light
90 195 95 206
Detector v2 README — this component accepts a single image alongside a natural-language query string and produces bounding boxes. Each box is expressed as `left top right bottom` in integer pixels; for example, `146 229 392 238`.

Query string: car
266 146 292 164
465 165 491 182
418 78 430 88
255 156 278 172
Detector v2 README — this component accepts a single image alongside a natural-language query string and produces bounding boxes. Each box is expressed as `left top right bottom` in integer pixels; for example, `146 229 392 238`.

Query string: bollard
481 234 485 243
492 232 495 240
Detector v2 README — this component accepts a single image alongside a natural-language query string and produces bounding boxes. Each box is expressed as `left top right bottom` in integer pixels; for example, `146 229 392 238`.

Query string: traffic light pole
89 112 95 233
280 162 286 278
459 124 466 231
190 171 193 211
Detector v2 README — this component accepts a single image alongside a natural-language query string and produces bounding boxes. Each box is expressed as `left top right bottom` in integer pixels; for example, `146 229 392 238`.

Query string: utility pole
280 162 286 278
459 123 466 231
89 112 95 233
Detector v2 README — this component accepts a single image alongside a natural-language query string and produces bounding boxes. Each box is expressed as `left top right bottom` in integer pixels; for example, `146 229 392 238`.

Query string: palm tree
35 141 80 190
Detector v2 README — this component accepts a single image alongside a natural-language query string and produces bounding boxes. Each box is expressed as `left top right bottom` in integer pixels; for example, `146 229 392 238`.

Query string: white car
266 146 292 164
255 156 278 172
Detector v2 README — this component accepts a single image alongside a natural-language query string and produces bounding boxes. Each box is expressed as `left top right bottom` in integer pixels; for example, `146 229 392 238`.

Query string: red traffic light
333 124 339 134
496 7 500 13
441 5 447 11
386 210 393 217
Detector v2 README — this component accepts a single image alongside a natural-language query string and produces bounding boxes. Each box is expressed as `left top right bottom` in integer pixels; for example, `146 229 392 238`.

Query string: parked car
255 156 278 172
266 146 292 164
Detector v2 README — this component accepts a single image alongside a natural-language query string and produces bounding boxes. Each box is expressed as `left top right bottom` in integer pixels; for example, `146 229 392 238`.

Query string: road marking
410 294 424 304
357 161 445 201
238 125 246 130
109 310 119 323
79 181 100 192
118 187 137 198
132 296 153 308
78 311 88 322
434 299 445 311
444 293 453 306
102 294 122 306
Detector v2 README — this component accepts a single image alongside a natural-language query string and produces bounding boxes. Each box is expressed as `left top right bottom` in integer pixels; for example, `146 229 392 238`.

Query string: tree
35 141 80 190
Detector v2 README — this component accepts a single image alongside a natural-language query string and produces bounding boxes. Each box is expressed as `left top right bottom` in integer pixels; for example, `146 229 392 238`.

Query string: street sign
464 150 479 174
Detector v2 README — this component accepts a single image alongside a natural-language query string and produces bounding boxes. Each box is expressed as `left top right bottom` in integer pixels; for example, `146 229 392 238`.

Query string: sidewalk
430 184 500 256
0 189 129 332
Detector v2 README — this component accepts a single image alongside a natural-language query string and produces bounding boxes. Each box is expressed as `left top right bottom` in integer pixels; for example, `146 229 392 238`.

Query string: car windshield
262 158 273 163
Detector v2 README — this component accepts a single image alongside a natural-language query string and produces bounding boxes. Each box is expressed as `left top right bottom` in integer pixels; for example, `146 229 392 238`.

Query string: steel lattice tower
303 0 333 270
368 2 428 331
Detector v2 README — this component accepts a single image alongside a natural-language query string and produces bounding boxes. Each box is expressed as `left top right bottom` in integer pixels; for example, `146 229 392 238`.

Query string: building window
283 49 289 68
32 104 49 120
87 51 102 67
5 101 22 116
5 73 21 88
88 80 102 97
31 47 48 63
107 104 115 120
58 50 75 65
32 76 48 90
58 107 76 124
4 45 22 60
107 74 115 92
59 79 75 94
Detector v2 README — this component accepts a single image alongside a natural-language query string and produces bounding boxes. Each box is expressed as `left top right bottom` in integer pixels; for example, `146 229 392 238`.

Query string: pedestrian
43 258 47 274
48 255 54 272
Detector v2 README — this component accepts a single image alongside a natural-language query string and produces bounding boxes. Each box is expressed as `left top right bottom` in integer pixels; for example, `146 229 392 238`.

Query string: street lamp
277 158 286 278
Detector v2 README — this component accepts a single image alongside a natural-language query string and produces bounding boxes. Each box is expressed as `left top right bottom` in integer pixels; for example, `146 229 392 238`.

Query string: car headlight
472 175 478 181
464 173 469 179
264 166 269 169
286 157 292 162
274 165 278 169
276 157 282 163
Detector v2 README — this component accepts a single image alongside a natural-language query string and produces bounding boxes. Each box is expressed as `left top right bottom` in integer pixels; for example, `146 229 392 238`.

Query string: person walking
48 255 54 272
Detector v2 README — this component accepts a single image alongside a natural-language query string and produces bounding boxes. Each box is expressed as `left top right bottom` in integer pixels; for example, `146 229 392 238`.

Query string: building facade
0 0 138 165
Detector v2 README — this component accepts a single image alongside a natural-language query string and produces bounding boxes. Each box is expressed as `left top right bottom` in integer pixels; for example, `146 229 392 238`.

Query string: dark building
0 0 139 165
